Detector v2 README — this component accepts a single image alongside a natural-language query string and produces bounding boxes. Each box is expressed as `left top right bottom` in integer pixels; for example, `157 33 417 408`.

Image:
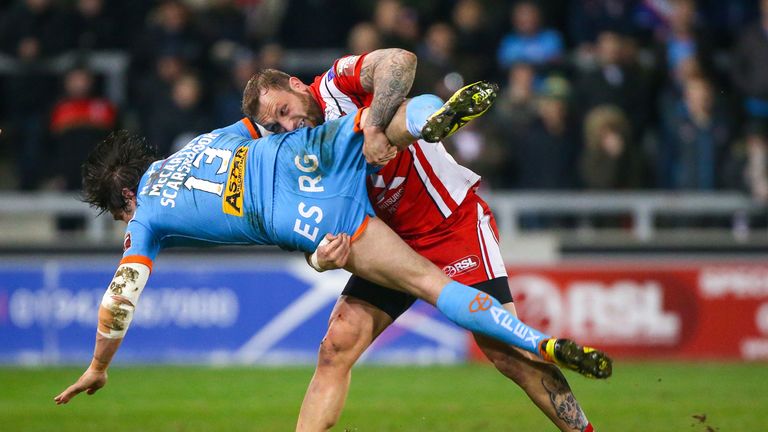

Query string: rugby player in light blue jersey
54 86 611 407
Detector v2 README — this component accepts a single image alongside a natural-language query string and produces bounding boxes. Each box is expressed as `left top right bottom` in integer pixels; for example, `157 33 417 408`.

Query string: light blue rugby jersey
122 126 276 266
121 115 373 268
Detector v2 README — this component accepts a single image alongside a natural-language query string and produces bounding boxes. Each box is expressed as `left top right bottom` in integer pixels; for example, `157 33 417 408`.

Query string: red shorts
342 192 510 320
402 193 508 286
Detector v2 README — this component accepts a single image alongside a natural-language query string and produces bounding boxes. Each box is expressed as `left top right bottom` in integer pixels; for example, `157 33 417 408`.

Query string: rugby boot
421 81 499 143
539 338 613 379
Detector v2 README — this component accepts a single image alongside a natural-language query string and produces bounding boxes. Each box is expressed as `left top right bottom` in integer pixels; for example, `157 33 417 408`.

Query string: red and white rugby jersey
308 54 481 238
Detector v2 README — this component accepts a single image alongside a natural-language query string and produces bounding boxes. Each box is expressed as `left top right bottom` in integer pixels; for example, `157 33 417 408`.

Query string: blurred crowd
1 0 768 204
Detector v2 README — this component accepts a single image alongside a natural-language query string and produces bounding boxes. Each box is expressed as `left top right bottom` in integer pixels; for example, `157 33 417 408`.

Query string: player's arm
359 48 417 166
54 261 151 405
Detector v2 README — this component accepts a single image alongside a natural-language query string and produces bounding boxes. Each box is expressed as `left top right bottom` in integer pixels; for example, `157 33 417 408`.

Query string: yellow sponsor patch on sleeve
222 146 249 216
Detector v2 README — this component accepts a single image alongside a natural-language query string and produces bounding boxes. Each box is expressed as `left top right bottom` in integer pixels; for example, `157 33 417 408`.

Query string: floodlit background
0 0 767 431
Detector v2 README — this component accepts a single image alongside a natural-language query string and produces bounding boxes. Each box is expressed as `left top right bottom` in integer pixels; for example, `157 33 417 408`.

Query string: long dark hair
81 130 157 214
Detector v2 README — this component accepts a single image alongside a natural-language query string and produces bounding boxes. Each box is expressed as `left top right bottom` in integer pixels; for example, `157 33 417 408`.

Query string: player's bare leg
473 302 594 431
296 220 448 431
342 218 612 375
296 297 393 432
297 296 594 432
342 218 445 304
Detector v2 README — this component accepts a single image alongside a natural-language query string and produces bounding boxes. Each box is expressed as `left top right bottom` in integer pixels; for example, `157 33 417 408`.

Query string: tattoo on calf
542 371 590 431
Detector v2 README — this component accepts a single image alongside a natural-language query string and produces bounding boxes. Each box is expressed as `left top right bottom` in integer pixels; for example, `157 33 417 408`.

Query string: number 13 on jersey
184 145 249 217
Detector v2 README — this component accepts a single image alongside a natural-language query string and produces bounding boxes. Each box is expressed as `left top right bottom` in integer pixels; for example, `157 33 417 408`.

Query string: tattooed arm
359 48 418 165
360 48 417 129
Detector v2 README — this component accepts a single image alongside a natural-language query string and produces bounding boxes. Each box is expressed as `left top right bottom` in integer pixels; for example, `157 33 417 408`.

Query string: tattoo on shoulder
367 53 416 129
360 63 374 91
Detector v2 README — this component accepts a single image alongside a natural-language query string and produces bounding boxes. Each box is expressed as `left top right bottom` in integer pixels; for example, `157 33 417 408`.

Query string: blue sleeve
122 219 161 266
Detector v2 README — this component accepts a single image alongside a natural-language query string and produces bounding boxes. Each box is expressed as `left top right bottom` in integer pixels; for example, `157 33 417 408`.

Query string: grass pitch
1 362 765 431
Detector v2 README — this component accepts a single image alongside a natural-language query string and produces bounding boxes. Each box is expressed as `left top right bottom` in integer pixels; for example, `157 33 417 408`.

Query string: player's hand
316 233 351 270
53 367 108 405
363 126 397 166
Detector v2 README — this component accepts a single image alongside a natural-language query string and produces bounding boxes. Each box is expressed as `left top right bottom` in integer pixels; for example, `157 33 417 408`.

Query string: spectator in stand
0 0 74 57
413 22 460 99
133 0 207 75
659 0 715 80
496 1 564 72
116 1 155 49
46 66 116 229
743 123 768 204
451 0 498 83
505 76 579 189
658 56 704 137
0 0 69 190
481 63 538 188
660 75 731 190
201 0 247 46
574 30 649 139
201 0 248 66
148 73 212 155
347 22 382 55
214 51 258 127
372 0 420 51
258 42 284 71
71 0 121 50
494 63 538 134
724 122 768 204
48 67 117 191
580 105 646 189
568 0 639 51
134 50 189 136
633 0 674 42
732 0 768 124
278 0 357 49
698 0 757 48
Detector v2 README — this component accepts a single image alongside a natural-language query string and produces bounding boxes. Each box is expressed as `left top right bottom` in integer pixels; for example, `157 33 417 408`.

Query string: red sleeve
329 53 370 99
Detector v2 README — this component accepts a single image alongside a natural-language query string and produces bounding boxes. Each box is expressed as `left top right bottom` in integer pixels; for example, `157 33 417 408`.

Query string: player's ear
121 188 136 200
289 76 307 92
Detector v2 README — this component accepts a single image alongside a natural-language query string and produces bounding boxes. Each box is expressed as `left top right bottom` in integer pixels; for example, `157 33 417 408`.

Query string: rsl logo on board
223 146 248 216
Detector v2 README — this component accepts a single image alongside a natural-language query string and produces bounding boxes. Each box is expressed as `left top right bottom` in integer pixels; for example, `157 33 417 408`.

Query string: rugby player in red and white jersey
243 49 599 432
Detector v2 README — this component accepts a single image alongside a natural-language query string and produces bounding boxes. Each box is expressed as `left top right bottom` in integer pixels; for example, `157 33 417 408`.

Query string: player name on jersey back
141 133 223 208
